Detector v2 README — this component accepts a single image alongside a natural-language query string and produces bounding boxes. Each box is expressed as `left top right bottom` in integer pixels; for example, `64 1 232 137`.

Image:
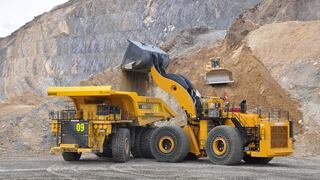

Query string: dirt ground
0 154 319 180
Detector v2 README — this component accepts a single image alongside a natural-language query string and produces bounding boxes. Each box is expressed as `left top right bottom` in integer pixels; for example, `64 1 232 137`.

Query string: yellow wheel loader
204 57 234 85
121 40 294 165
48 86 176 162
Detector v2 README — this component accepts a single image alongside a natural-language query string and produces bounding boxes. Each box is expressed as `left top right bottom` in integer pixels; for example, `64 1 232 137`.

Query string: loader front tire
112 128 131 163
243 155 273 164
206 125 244 165
62 152 81 161
141 127 155 158
151 126 189 162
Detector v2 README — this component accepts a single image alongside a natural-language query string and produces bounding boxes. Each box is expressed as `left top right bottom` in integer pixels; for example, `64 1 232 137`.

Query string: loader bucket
204 69 234 85
121 40 169 73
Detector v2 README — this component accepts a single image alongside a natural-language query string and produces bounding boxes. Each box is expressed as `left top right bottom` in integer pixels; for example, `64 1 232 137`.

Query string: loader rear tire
62 152 81 161
206 126 244 165
112 128 131 163
141 127 155 158
131 127 144 158
243 155 273 164
151 126 189 162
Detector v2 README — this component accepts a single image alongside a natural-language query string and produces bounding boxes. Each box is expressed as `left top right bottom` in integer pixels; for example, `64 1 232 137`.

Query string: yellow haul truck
49 86 176 162
120 40 294 164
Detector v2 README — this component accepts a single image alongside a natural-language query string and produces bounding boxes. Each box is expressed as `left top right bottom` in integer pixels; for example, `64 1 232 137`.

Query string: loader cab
211 58 221 69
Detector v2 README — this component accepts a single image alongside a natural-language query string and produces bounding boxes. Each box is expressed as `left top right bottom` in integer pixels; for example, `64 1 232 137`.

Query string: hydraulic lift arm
121 40 201 118
150 66 197 118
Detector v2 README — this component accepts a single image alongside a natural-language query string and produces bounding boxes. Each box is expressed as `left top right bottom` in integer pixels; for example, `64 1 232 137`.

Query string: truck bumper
248 148 293 158
50 144 96 154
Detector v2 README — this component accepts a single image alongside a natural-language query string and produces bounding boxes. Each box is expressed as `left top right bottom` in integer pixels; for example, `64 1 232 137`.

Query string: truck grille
271 126 288 148
61 120 88 148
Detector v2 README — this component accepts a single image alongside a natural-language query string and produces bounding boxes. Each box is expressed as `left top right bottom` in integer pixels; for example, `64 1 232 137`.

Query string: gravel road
0 154 319 180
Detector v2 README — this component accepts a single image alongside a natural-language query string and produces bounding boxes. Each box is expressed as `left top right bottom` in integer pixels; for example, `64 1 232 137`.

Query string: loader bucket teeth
121 40 170 72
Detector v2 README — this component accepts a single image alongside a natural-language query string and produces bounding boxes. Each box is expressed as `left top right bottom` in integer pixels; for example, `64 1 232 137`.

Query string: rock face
220 0 320 156
245 21 320 156
0 0 261 153
225 0 320 48
0 0 259 101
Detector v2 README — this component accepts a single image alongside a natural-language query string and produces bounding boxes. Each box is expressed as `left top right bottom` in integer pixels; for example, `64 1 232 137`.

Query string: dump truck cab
49 86 175 162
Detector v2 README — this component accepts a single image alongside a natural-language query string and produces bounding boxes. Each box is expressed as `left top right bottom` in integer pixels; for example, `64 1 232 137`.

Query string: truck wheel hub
158 136 175 154
213 137 227 156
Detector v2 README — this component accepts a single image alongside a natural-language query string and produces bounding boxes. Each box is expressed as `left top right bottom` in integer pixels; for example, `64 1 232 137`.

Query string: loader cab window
211 58 221 69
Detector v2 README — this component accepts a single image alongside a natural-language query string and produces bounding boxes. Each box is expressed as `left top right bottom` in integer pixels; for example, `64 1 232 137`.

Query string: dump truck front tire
243 155 273 164
141 127 155 158
112 128 131 163
95 135 113 158
151 126 189 162
206 125 244 165
62 152 81 161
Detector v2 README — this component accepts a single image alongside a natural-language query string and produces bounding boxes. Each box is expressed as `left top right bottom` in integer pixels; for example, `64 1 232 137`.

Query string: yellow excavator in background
121 40 293 164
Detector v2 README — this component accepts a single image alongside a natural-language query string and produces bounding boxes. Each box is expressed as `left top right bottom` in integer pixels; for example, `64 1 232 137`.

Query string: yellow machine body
50 40 293 164
49 86 175 154
150 65 293 158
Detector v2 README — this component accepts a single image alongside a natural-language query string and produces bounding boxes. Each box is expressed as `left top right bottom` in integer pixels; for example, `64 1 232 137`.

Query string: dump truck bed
48 86 176 126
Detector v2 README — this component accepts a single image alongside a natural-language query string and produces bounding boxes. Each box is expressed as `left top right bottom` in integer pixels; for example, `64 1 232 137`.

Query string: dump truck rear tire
206 125 244 165
62 152 81 161
112 128 131 163
151 126 189 162
131 127 144 158
243 155 273 164
141 127 155 158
